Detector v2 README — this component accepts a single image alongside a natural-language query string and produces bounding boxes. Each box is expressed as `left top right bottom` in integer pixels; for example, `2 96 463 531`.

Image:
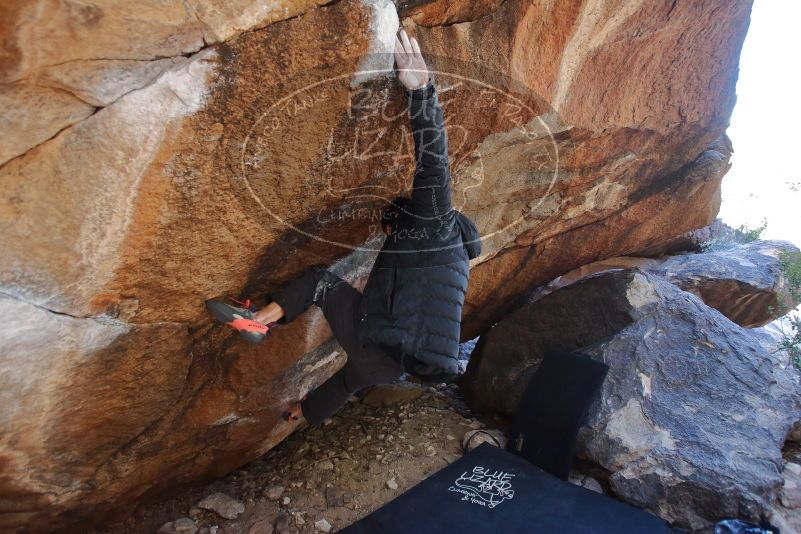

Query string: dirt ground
95 383 511 534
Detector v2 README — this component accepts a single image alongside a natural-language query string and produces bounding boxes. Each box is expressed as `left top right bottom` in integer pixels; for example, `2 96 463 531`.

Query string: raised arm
394 29 452 219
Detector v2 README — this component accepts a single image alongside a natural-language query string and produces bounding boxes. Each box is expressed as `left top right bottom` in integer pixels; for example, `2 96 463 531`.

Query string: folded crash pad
508 351 610 479
343 443 674 533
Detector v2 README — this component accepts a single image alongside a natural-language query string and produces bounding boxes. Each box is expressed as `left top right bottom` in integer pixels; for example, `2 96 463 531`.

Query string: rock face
0 0 752 529
463 270 801 530
650 240 801 327
529 239 801 328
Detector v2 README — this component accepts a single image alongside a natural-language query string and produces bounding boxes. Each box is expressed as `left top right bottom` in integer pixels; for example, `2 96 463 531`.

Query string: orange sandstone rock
0 0 751 529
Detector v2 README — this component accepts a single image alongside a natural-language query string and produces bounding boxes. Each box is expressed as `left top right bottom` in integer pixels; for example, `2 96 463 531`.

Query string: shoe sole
205 300 267 344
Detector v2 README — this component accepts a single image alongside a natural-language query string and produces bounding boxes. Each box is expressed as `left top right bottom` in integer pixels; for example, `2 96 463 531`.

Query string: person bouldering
205 29 480 426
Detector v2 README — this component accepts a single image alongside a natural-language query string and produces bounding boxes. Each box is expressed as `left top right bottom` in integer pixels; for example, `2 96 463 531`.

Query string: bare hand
394 29 429 91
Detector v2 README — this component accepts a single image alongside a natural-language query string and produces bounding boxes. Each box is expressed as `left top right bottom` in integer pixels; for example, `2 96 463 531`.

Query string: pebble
325 486 347 508
386 478 399 490
173 518 198 533
583 477 604 494
197 492 245 520
317 460 334 471
265 485 284 500
209 527 218 534
315 519 332 532
157 519 198 534
281 496 291 506
292 512 306 525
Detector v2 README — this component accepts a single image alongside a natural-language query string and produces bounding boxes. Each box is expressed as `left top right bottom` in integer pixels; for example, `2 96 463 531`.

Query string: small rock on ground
317 460 334 471
265 485 284 500
157 518 198 534
314 518 332 532
197 492 245 520
174 518 198 533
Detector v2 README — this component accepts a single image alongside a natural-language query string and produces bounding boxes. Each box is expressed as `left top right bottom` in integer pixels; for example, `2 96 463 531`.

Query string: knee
312 269 345 307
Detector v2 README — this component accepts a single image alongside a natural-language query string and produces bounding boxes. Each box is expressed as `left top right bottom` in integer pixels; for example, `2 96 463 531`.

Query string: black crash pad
508 351 609 479
343 443 674 534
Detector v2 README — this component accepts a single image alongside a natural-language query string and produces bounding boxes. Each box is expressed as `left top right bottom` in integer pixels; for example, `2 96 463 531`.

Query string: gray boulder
528 240 800 329
463 269 801 530
650 240 800 327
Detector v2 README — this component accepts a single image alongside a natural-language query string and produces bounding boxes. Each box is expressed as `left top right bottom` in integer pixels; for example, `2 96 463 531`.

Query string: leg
300 344 402 425
207 268 356 349
268 269 402 424
258 268 340 325
300 279 403 424
253 301 284 325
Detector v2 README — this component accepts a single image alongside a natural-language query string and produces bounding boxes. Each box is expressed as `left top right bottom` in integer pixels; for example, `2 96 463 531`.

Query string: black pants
269 269 403 425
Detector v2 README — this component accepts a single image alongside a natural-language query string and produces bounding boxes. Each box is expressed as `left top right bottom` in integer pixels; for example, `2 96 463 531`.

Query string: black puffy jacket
358 77 481 379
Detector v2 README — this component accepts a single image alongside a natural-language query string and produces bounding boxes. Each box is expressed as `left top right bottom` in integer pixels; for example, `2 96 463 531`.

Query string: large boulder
463 269 801 530
650 240 801 327
529 239 801 328
0 0 752 529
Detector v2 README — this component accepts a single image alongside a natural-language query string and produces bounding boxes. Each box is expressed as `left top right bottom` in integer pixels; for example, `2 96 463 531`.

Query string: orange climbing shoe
205 297 273 344
282 396 307 422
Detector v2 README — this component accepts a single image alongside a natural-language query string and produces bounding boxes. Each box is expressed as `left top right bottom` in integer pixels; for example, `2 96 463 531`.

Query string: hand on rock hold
394 28 429 91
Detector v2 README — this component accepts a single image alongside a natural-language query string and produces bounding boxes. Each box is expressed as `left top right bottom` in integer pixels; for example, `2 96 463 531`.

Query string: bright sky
720 0 801 248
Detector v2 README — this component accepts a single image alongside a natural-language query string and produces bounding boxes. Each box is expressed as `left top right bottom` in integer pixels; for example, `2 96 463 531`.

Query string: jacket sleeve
406 76 452 219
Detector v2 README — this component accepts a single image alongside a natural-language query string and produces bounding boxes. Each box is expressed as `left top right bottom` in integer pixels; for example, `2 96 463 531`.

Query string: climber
205 29 480 425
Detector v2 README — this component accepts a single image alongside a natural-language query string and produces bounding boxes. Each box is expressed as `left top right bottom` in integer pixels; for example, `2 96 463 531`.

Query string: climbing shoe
205 297 271 344
282 395 308 422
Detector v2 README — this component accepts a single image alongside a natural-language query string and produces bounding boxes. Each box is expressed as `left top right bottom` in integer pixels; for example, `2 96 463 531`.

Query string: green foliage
777 251 801 369
736 218 767 243
777 315 801 369
699 219 768 252
780 251 801 303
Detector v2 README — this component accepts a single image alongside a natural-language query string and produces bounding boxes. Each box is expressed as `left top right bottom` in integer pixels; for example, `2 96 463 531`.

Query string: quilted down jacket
358 76 481 379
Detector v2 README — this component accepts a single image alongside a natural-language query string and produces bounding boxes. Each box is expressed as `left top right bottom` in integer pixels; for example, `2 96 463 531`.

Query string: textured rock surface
0 0 752 529
461 135 734 339
656 218 747 254
650 240 801 327
463 270 801 530
529 239 801 328
197 492 245 520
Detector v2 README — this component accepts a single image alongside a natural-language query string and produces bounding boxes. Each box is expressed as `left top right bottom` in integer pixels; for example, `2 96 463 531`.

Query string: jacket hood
456 211 481 260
